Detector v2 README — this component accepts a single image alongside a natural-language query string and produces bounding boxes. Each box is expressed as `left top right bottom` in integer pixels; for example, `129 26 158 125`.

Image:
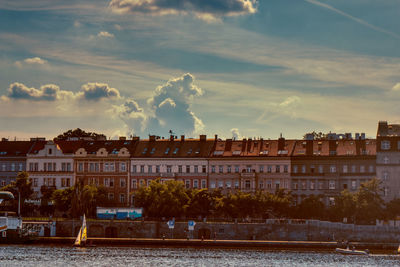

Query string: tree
330 189 356 222
186 189 213 218
40 185 56 216
55 128 106 140
134 179 189 218
354 178 384 224
296 195 325 219
1 171 33 215
385 198 400 220
52 187 74 215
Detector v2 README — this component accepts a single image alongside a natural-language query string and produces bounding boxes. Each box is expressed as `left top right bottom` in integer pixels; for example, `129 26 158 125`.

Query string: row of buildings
0 121 399 207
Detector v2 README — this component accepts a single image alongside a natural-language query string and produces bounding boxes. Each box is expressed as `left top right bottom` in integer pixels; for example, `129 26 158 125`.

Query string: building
376 121 400 201
74 138 137 207
130 135 215 204
26 140 79 198
208 137 294 193
291 133 376 205
0 138 38 187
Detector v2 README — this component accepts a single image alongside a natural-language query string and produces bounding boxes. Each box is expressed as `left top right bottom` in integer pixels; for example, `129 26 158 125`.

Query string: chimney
306 140 313 156
200 135 206 141
2 138 8 142
181 135 185 142
361 133 366 140
132 136 140 141
329 140 337 155
278 135 285 151
345 133 352 140
305 133 314 140
355 133 360 140
119 136 126 141
149 135 156 142
378 121 388 136
215 134 218 140
169 135 174 141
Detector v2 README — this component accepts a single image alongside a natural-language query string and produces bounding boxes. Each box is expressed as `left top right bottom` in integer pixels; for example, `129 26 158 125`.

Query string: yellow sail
74 227 82 246
398 244 400 254
81 214 87 242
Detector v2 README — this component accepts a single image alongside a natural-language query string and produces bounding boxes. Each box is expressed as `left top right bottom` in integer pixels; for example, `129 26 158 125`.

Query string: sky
0 0 399 140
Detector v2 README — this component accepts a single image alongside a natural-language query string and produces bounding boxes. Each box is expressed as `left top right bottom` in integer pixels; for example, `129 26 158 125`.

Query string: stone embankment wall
55 219 400 242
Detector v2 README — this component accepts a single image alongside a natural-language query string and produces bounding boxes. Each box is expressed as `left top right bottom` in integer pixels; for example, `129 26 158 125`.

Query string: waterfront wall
54 219 400 242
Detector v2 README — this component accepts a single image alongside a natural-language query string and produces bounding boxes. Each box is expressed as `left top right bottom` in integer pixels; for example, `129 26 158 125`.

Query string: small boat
73 214 88 247
335 247 369 255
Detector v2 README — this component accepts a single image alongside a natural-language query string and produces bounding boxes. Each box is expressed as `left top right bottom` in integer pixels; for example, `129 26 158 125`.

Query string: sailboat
73 214 87 247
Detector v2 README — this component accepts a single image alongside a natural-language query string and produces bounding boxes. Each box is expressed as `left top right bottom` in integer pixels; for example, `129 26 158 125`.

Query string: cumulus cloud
256 95 302 124
4 82 74 101
97 31 114 38
231 128 241 140
15 57 47 68
2 82 121 102
392 83 400 91
115 73 204 136
80 82 121 101
109 0 258 21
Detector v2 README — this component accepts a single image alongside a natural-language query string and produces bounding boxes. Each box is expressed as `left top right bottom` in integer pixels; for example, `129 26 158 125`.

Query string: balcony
241 172 255 178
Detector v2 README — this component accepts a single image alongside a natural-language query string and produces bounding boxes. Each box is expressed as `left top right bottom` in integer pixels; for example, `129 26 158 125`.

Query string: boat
335 247 369 255
0 191 37 243
73 214 88 247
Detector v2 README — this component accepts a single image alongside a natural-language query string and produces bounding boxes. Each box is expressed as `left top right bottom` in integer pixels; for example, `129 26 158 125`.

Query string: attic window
0 151 6 155
232 150 241 155
213 151 223 155
89 142 94 145
187 148 192 154
259 150 268 155
124 141 130 145
150 148 156 154
173 148 179 154
165 147 170 154
142 148 148 154
195 148 200 154
111 149 118 154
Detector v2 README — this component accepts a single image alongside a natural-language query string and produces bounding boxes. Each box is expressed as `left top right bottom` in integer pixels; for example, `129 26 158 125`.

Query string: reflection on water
0 245 399 267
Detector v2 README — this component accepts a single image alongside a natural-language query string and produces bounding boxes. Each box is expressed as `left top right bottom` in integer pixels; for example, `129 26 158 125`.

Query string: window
301 165 306 173
319 181 324 190
165 147 170 154
132 165 136 173
330 165 336 173
186 165 190 173
33 178 38 187
234 181 239 189
167 165 172 173
148 165 152 173
226 165 231 173
29 163 34 171
383 171 389 181
178 165 182 173
329 180 335 190
219 165 224 173
310 181 315 190
210 181 216 189
202 165 206 173
266 166 272 173
140 165 145 173
259 181 264 189
245 180 251 190
218 181 223 188
293 165 298 173
369 165 374 173
226 181 231 188
318 165 323 173
119 194 125 203
194 166 198 173
275 181 280 190
351 180 357 190
293 182 298 190
235 165 240 173
120 162 126 172
267 180 272 189
310 165 315 173
132 179 137 189
384 187 388 196
48 148 52 155
147 179 152 186
246 165 252 173
34 163 38 171
109 163 115 172
351 165 356 173
62 163 66 172
259 165 264 173
201 180 206 188
343 165 348 173
301 181 306 190
104 178 109 187
11 163 15 171
383 157 389 164
360 165 365 173
108 193 114 201
139 179 145 187
18 163 23 171
156 165 160 173
283 165 288 173
381 140 391 150
275 165 280 173
120 178 126 188
193 180 199 188
211 165 216 173
2 164 6 171
89 163 95 172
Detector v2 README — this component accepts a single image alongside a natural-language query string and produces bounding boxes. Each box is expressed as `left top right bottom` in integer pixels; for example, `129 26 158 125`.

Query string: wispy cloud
97 31 114 38
305 0 400 39
14 57 47 68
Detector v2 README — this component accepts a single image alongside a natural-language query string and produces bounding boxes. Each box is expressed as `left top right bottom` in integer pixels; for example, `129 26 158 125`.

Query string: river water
0 245 399 266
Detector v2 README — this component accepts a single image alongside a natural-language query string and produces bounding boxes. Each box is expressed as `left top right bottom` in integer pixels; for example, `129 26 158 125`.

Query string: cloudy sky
0 0 399 140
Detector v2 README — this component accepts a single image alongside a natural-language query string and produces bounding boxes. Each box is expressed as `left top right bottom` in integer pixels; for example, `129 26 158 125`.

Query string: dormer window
142 148 148 154
173 148 179 154
165 147 170 154
187 148 192 154
150 148 156 154
381 140 390 150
